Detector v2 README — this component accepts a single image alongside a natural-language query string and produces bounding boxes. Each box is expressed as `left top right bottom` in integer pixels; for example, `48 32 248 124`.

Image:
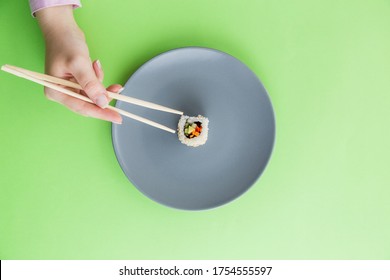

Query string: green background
0 0 389 259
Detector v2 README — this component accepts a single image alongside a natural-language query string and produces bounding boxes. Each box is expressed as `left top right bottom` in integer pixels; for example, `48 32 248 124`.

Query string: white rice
177 115 209 147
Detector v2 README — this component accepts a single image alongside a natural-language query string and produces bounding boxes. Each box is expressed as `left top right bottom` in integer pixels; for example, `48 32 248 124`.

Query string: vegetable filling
184 121 202 138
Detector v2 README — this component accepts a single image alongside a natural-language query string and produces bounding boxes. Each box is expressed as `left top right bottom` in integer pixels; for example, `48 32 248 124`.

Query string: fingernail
96 95 108 108
96 59 102 70
118 87 125 93
113 120 122 125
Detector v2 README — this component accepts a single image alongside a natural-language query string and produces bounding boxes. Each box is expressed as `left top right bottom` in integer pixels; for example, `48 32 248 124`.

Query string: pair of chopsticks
1 64 183 133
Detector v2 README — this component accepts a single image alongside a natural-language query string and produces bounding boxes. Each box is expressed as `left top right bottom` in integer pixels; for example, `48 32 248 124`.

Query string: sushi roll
178 115 209 147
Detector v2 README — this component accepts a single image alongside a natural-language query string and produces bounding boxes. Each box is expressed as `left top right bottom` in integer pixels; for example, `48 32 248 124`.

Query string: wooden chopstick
4 64 183 115
1 65 176 134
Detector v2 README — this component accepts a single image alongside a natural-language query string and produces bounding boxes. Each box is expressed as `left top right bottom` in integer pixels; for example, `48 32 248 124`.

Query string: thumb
72 59 108 108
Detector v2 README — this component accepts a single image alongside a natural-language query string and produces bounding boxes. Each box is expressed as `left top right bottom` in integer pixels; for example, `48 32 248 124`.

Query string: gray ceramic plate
112 47 275 210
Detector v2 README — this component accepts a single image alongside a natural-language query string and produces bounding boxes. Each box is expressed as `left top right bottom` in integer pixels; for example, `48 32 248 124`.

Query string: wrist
36 6 81 40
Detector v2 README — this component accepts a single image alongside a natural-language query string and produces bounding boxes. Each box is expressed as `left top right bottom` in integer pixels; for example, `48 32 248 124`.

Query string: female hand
36 6 122 124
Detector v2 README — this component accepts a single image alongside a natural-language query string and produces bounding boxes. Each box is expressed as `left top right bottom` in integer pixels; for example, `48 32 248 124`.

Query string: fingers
44 83 123 124
107 84 123 92
44 58 123 124
92 60 104 82
46 88 122 124
44 86 68 104
92 61 124 102
106 84 124 102
70 57 108 108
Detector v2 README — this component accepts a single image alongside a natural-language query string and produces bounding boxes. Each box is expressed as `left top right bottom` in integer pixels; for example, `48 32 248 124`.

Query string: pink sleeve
29 0 82 17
